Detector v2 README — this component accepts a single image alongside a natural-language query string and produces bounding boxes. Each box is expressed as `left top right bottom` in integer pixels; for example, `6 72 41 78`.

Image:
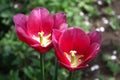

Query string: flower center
64 50 84 68
32 31 52 47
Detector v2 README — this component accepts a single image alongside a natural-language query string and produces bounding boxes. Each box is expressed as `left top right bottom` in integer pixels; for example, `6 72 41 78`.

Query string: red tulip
52 27 102 71
13 7 67 53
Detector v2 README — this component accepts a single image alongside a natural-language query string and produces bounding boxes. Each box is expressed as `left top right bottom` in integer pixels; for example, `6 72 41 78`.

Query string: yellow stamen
64 52 71 61
38 31 52 47
64 50 84 68
78 55 84 59
46 34 51 39
64 52 69 58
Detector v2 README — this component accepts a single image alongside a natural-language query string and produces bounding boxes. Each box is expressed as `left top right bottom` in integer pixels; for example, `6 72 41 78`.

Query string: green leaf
107 61 120 74
110 17 120 30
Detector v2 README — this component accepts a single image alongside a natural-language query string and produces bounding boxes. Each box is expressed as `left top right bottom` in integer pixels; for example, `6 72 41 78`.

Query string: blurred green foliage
110 16 120 30
0 0 120 80
103 53 120 76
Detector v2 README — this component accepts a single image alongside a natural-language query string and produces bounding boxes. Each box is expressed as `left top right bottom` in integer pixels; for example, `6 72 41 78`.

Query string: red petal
27 7 54 36
83 43 100 64
59 27 90 53
59 61 88 71
31 43 53 53
13 14 38 46
88 31 102 44
52 33 70 66
13 14 27 29
52 29 63 43
53 12 67 30
75 64 89 71
55 45 70 66
58 23 68 31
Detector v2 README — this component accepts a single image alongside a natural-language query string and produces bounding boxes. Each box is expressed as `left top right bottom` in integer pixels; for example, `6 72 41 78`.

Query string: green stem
40 54 45 80
53 58 58 80
68 71 73 80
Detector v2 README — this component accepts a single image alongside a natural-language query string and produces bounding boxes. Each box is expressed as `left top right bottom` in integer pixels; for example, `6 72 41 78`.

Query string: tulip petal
59 27 90 53
88 31 102 44
52 30 70 65
53 12 67 30
59 61 88 71
83 43 100 63
75 64 89 71
27 7 54 36
58 23 68 31
31 43 53 53
13 14 27 29
53 41 70 66
52 29 62 43
13 14 38 45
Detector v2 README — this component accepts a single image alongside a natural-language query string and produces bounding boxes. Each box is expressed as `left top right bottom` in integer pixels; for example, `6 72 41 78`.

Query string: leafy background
0 0 120 80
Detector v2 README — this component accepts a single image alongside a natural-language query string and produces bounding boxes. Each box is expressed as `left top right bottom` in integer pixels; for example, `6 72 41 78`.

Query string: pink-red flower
13 7 67 53
52 27 102 71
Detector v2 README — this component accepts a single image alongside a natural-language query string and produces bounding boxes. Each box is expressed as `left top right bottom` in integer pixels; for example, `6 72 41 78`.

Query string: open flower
52 27 102 71
13 7 67 53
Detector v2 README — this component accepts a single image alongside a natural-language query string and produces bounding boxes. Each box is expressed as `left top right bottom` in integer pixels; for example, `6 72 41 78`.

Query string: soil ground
82 0 120 80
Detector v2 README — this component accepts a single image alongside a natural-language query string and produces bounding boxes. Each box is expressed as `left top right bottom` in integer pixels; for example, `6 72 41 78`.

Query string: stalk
53 58 58 80
68 71 73 80
40 54 45 80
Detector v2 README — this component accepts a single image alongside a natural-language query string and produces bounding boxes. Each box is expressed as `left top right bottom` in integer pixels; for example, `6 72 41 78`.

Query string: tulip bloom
13 7 67 53
52 27 102 71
